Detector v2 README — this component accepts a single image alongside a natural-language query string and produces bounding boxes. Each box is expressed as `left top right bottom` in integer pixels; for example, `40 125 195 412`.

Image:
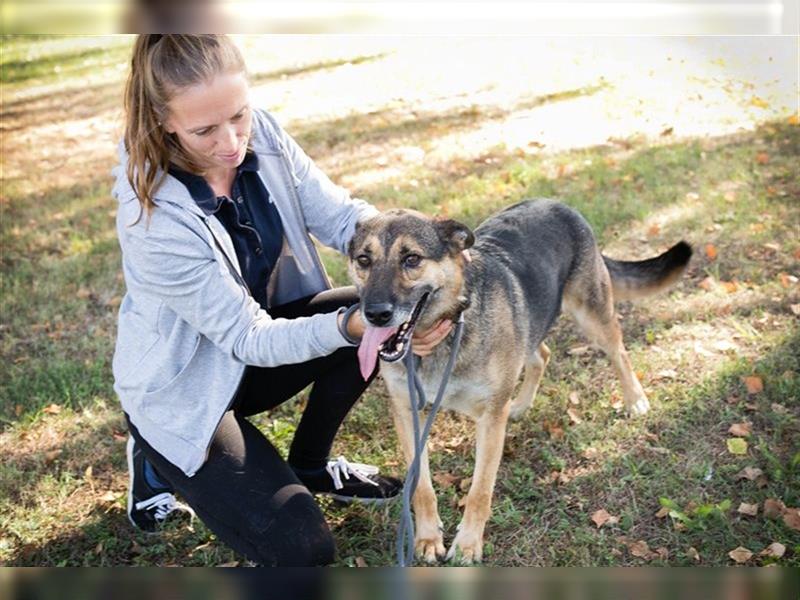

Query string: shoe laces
135 492 194 522
325 456 380 490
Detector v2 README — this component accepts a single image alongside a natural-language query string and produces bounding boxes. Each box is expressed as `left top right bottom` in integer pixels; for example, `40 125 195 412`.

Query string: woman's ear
434 218 475 255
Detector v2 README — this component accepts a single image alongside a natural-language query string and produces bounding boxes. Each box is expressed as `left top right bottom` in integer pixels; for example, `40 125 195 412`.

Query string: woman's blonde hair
123 34 247 220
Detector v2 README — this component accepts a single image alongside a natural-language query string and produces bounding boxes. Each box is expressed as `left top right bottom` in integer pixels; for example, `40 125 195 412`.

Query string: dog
347 198 692 564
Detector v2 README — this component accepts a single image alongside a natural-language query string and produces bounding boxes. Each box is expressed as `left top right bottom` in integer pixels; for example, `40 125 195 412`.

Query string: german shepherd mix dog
348 199 692 564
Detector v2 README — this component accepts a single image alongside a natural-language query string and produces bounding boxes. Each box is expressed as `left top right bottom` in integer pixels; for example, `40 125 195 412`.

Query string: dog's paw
415 533 446 564
627 395 650 416
445 528 483 564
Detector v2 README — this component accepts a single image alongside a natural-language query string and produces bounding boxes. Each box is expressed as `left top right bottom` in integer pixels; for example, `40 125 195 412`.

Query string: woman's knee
252 490 336 566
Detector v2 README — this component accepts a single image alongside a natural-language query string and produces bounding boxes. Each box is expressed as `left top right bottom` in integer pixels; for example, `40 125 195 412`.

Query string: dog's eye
403 254 422 268
356 255 371 268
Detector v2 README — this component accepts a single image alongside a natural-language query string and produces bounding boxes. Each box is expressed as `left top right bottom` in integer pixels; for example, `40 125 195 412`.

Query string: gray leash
396 312 465 566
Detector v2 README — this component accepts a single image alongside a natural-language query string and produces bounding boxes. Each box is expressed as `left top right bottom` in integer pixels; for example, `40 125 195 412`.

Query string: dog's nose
364 303 394 326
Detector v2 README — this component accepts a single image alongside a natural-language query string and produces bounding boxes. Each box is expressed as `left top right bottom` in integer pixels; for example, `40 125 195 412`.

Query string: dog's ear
434 218 475 255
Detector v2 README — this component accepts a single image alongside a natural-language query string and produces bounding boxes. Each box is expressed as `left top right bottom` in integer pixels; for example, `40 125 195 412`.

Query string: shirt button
255 247 263 255
236 196 244 204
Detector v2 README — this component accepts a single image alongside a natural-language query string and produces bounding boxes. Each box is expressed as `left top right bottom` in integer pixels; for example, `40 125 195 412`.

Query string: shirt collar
168 151 259 216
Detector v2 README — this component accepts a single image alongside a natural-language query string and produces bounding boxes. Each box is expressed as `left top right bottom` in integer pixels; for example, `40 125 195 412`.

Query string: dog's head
348 208 474 373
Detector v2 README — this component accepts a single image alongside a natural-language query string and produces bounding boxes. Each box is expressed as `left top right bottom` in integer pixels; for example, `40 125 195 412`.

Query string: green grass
1 36 798 567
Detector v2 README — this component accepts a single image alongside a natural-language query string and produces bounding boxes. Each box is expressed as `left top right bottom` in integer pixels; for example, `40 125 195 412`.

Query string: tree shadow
249 53 390 86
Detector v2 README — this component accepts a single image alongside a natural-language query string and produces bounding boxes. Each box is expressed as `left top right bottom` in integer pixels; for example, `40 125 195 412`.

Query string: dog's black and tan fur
348 199 692 564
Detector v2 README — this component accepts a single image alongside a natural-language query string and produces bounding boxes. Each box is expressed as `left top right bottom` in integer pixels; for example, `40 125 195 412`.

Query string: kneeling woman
113 34 452 566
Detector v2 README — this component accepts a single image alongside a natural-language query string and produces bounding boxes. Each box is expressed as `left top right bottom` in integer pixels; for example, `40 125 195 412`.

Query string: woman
112 34 452 566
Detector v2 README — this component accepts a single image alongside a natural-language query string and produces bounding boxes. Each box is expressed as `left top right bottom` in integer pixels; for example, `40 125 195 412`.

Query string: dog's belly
381 362 494 421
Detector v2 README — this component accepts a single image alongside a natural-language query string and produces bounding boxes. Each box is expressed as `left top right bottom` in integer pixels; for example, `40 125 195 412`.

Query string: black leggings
126 287 374 566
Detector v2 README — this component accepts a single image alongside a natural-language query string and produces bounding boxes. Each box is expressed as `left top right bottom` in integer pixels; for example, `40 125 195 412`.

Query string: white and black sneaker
126 436 195 532
293 455 403 505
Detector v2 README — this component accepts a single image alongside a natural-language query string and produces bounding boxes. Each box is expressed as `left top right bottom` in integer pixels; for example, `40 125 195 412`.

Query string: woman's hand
411 319 453 357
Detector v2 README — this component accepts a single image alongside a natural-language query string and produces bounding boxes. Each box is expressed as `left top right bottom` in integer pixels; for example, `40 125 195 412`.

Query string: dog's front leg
389 395 445 563
447 400 511 564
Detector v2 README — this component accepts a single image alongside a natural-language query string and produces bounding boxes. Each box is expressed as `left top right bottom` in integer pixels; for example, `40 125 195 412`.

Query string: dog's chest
381 360 492 420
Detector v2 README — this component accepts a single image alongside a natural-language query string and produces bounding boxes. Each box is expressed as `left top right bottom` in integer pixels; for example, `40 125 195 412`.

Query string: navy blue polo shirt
169 152 284 309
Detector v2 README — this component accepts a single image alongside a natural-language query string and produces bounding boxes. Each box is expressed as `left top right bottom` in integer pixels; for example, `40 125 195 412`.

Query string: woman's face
164 71 252 177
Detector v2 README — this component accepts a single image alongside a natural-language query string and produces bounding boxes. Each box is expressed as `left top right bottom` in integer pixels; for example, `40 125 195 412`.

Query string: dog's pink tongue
357 326 398 380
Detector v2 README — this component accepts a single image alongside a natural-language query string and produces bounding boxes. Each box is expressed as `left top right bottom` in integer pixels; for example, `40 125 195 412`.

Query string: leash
396 312 465 566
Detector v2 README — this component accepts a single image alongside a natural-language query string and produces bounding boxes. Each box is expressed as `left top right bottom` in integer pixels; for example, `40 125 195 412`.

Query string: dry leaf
99 490 118 503
728 422 752 437
433 472 460 488
629 540 653 560
705 244 718 260
655 547 669 560
698 276 715 291
737 502 758 516
735 466 763 481
14 404 23 417
648 223 661 237
42 403 62 415
755 152 770 165
656 369 678 380
726 438 748 455
84 465 94 481
721 280 738 294
44 449 62 462
764 498 786 519
687 547 700 563
544 421 564 440
582 447 599 460
728 546 753 563
569 391 580 406
759 542 786 559
591 509 618 528
779 273 798 288
782 508 800 531
789 114 800 125
567 408 582 425
742 376 763 394
355 556 368 567
655 506 670 518
567 345 591 356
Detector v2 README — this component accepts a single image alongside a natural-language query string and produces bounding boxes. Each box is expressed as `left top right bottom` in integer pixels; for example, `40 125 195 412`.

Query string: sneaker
293 455 402 505
126 435 195 532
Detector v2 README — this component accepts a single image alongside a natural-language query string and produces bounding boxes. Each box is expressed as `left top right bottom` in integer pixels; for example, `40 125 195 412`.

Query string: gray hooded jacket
112 108 378 476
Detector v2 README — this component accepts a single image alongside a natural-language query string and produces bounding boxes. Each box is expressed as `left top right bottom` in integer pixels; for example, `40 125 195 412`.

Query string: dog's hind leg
564 262 650 416
508 342 551 421
388 393 445 563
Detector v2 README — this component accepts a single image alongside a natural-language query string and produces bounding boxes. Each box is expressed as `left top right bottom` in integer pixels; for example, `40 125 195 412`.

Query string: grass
1 36 798 567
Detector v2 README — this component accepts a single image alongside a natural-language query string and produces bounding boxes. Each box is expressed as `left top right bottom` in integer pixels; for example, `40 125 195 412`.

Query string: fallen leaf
728 546 753 563
759 542 786 558
721 280 739 294
42 403 62 415
783 508 800 531
655 547 669 560
688 547 700 563
629 540 653 560
14 404 23 417
735 466 763 481
591 509 618 528
764 498 786 519
771 403 787 414
756 475 769 488
728 422 752 437
698 276 715 291
726 438 748 455
99 490 118 503
84 465 94 481
567 408 582 425
648 223 661 237
742 376 763 394
355 556 368 567
569 391 580 406
582 447 599 460
755 152 770 165
789 114 800 125
737 502 758 516
567 345 591 356
44 449 62 462
655 506 670 518
433 472 460 488
705 243 718 260
112 432 128 443
779 273 798 288
544 421 564 440
659 127 674 137
790 304 800 316
656 368 678 380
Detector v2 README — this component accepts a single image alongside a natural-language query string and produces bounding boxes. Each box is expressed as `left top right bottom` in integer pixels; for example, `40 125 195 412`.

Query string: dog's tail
603 241 692 301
